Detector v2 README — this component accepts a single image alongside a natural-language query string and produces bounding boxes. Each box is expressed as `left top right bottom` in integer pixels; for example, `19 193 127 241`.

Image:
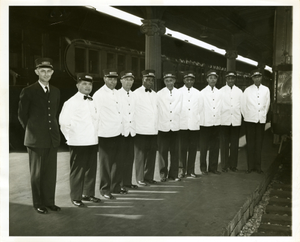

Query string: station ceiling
114 6 277 68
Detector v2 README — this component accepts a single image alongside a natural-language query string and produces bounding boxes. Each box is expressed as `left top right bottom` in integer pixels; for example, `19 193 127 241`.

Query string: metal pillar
225 49 238 71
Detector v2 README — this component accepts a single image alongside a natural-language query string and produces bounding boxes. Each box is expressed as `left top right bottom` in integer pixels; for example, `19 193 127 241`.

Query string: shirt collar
38 81 49 91
103 84 115 93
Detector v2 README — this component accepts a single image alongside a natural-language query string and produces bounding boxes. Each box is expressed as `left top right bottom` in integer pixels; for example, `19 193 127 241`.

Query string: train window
107 53 116 69
140 58 145 74
132 57 138 76
117 54 125 73
89 50 99 74
75 47 86 73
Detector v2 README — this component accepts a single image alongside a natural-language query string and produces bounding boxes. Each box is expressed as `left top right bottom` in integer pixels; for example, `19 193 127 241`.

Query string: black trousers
134 134 157 182
179 130 199 175
199 126 220 172
98 136 122 195
157 130 180 179
27 146 58 208
245 122 266 171
69 145 98 201
119 135 135 187
220 125 240 169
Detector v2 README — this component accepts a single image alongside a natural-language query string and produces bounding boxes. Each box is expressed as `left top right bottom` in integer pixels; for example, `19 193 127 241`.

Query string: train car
9 6 273 150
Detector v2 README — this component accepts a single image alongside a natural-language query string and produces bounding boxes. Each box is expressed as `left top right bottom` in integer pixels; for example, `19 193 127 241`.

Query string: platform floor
8 126 279 237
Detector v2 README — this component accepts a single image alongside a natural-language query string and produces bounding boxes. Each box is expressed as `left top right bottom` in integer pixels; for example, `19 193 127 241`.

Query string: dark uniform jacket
18 82 61 148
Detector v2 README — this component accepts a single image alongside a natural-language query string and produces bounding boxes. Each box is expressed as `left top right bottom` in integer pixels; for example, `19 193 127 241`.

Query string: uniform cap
183 71 195 79
77 73 93 83
206 69 218 77
120 70 135 79
35 58 53 69
103 69 118 77
225 71 237 77
163 70 176 79
250 69 262 77
142 69 155 77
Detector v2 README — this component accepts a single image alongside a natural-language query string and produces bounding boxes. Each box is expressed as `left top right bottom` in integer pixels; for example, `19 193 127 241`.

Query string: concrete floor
7 127 278 237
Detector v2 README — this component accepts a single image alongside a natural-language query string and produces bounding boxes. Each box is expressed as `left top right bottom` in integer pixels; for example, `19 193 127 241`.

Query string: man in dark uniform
18 58 61 214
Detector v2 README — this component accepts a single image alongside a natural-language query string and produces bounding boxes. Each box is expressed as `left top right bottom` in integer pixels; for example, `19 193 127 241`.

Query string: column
140 19 166 91
225 49 238 71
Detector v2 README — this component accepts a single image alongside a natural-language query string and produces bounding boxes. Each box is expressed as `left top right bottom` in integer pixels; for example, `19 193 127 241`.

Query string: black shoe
124 184 138 189
178 174 185 179
46 205 61 211
222 168 229 172
168 177 181 181
211 170 221 175
230 167 238 172
201 171 209 175
245 170 252 174
137 180 148 186
256 170 264 174
145 179 158 184
72 200 85 207
160 178 167 182
35 207 48 214
186 173 197 178
103 194 115 200
82 195 101 203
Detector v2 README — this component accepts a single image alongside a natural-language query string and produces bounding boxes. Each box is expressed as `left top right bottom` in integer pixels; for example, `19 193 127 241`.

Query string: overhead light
91 5 272 72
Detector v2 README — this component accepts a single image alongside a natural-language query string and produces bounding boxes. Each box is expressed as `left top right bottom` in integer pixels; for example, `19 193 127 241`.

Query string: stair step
261 214 291 226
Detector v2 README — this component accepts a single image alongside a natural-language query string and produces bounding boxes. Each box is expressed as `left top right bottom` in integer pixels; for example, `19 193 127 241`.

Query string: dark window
75 48 85 73
89 50 99 73
117 54 125 73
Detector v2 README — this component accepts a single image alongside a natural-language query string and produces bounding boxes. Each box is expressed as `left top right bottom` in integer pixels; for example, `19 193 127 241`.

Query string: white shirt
199 85 221 126
93 85 122 137
38 81 49 92
220 84 243 126
118 87 136 137
179 85 201 130
241 84 270 124
157 87 182 132
59 92 98 146
134 86 158 135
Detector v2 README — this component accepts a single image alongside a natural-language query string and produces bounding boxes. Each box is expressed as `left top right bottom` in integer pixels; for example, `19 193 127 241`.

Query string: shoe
230 167 238 172
124 184 138 189
245 170 252 174
72 200 85 207
211 170 221 175
160 178 167 182
256 170 264 174
186 173 197 178
145 179 158 184
35 207 48 214
168 177 181 181
82 195 101 203
222 168 229 172
201 171 209 175
46 205 61 211
137 181 148 186
178 174 185 179
103 194 115 200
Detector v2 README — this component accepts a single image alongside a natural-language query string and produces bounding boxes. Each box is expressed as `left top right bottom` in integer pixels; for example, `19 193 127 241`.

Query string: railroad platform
7 124 280 237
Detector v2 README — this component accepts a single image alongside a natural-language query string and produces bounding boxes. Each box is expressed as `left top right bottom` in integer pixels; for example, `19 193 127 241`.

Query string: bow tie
145 88 152 93
84 95 93 101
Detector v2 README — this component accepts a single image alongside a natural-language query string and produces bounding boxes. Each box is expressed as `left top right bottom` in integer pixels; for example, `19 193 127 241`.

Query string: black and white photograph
1 0 299 241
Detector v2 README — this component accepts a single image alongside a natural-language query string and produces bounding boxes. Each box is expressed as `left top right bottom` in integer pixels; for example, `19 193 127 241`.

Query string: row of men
18 58 270 214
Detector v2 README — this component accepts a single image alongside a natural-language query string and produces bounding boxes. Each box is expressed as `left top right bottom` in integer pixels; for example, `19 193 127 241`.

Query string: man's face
35 67 54 84
252 75 262 86
206 75 218 87
121 77 134 92
104 76 118 90
143 77 154 89
226 76 236 88
77 81 93 95
164 77 176 90
183 77 195 89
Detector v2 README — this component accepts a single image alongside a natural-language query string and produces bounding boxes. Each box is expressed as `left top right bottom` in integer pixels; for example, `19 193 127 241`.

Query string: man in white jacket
220 71 243 172
241 69 270 174
59 73 100 207
157 70 182 182
178 71 201 178
199 69 222 175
